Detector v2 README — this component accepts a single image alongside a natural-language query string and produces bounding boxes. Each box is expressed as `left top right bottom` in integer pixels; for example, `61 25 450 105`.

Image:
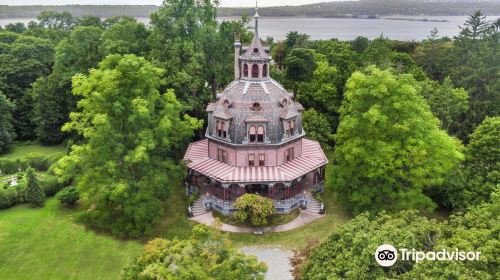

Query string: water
1 16 498 41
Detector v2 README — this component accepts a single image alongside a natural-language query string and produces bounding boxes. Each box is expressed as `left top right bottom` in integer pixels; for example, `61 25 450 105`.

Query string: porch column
297 178 302 193
239 183 245 195
268 183 275 199
285 182 291 199
222 184 229 202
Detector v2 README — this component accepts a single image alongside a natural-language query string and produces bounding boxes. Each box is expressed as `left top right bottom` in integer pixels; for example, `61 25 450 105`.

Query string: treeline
1 1 500 19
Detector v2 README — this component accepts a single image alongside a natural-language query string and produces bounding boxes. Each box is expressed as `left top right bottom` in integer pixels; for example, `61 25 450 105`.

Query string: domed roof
205 7 305 145
207 79 304 144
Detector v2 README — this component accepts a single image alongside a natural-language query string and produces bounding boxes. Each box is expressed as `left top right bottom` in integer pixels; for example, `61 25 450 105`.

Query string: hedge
0 174 65 209
0 152 63 175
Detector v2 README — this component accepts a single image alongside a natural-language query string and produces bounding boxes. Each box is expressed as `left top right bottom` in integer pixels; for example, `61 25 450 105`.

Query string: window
286 119 296 136
257 126 264 142
285 147 294 162
259 154 265 166
217 121 223 137
262 64 268 77
252 64 259 78
218 149 228 163
249 126 256 142
248 154 255 166
243 64 248 77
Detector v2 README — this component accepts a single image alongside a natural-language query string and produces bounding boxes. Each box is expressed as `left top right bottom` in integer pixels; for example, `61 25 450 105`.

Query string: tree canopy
54 54 202 237
331 66 463 214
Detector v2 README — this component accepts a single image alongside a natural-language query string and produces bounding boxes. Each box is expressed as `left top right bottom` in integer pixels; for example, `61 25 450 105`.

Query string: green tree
100 17 149 57
31 26 104 143
234 194 274 226
37 11 76 30
25 167 45 207
0 34 54 140
123 225 267 279
331 67 463 214
420 77 469 134
444 117 500 210
0 93 15 153
54 54 202 237
302 109 335 149
285 48 318 91
5 23 26 33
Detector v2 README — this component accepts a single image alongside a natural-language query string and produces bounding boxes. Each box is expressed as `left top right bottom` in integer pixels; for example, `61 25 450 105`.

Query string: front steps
191 197 210 217
304 193 323 214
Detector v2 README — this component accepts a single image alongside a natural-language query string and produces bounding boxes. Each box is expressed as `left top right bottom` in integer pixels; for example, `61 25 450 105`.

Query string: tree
0 34 54 140
148 0 218 121
234 194 274 226
301 192 499 279
301 210 440 280
420 77 469 134
0 93 15 153
302 109 335 148
285 48 318 91
100 17 149 57
123 225 267 279
54 55 202 237
56 186 79 206
350 36 369 53
25 167 45 207
444 117 500 210
31 26 104 143
37 11 76 30
331 67 463 214
5 23 26 33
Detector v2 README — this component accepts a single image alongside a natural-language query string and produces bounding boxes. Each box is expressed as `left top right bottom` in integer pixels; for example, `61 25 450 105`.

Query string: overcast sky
0 0 347 7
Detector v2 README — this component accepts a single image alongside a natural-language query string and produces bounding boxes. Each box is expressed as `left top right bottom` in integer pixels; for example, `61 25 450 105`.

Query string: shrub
21 153 50 171
39 174 64 196
0 158 18 174
188 190 200 206
0 182 26 209
25 167 45 207
56 186 79 205
234 194 274 226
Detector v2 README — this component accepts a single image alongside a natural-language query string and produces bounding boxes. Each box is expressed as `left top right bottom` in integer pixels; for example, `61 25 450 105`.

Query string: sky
0 0 347 7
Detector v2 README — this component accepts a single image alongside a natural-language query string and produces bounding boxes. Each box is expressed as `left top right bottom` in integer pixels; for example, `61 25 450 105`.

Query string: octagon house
183 9 327 215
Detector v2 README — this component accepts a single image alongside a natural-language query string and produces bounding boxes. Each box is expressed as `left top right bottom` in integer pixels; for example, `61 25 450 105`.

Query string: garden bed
212 208 301 228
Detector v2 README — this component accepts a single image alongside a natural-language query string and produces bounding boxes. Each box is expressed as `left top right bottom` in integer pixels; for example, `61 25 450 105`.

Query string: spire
253 1 259 40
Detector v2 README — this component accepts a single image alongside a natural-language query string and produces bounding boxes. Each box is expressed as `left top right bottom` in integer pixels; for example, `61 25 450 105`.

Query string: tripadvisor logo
375 244 481 267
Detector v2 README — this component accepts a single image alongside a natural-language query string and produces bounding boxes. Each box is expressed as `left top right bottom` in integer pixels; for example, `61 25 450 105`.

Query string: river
0 16 498 41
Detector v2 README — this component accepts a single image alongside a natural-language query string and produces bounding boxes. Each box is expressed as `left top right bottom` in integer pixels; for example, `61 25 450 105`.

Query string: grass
0 198 143 280
1 143 65 160
0 147 351 279
213 208 301 227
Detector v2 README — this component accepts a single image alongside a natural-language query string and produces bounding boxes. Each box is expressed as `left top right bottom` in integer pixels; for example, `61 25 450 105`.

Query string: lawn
0 198 143 280
1 143 65 159
0 148 351 279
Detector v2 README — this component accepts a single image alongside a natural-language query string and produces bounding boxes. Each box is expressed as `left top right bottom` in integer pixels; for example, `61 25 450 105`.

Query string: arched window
251 64 259 78
257 126 264 142
249 126 256 142
243 64 248 77
262 64 268 77
290 119 296 134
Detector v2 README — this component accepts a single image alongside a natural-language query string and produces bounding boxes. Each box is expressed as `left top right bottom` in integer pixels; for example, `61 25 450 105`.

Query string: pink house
183 9 328 215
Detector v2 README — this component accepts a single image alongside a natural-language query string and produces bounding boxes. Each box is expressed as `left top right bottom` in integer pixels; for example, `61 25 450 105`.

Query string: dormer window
262 64 267 77
248 125 265 143
286 119 296 136
243 64 248 77
257 126 264 142
216 120 228 138
251 102 261 111
249 126 256 142
253 48 259 53
252 64 259 78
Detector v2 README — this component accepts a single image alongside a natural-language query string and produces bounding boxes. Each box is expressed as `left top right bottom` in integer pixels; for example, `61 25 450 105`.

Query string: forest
0 0 498 279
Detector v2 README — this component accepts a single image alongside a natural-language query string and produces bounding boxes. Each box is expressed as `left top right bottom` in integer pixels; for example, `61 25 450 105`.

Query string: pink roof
183 139 328 183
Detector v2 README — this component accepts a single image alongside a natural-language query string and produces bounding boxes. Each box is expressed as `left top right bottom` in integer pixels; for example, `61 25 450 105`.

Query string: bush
0 158 18 174
39 174 64 196
234 194 274 226
21 153 50 171
0 182 26 209
56 186 79 205
188 190 200 206
25 167 45 207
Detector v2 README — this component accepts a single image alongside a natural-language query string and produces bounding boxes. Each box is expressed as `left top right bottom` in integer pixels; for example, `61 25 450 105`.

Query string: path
189 210 324 233
241 246 293 280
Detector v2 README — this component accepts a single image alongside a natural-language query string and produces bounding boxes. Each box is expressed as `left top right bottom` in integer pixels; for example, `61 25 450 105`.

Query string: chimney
234 39 241 80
